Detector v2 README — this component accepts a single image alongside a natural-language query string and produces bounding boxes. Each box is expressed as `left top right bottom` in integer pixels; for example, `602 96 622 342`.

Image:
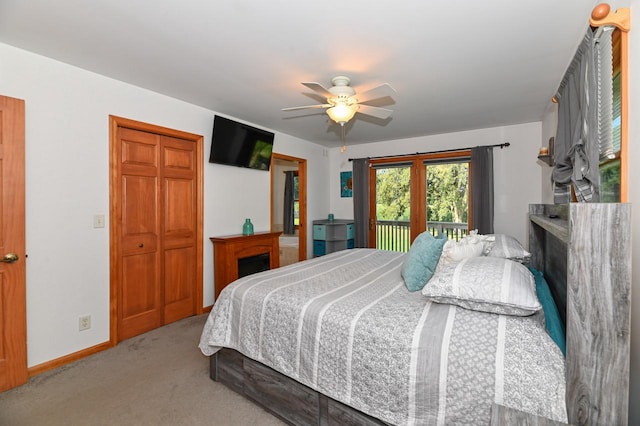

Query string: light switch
93 214 105 228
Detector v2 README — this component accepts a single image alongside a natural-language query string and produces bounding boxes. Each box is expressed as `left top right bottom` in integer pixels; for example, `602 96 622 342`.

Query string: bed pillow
529 267 566 356
486 234 531 261
422 257 541 316
401 232 447 292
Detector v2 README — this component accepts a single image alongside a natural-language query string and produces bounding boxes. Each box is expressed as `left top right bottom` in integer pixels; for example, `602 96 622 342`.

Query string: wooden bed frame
208 203 631 426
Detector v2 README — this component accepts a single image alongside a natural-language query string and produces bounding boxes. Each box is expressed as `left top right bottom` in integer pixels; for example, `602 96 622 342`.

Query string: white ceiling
0 0 601 148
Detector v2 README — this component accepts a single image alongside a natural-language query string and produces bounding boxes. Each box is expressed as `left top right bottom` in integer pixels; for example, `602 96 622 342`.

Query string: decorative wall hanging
340 171 353 197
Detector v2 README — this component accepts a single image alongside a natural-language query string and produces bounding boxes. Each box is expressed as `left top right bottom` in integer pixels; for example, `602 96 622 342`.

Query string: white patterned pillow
486 234 531 261
422 257 541 316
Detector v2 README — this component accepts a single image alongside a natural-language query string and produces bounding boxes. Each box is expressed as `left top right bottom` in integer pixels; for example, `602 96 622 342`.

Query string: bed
199 203 631 426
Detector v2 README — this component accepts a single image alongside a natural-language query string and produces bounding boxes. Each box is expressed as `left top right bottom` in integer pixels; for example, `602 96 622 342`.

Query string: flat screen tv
209 115 275 171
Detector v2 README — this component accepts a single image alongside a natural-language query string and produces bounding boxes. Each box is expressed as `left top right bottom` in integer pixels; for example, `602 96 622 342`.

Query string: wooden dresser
210 231 281 299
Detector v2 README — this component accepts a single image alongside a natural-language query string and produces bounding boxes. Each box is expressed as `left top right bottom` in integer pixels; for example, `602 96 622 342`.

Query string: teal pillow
401 232 447 292
528 267 566 356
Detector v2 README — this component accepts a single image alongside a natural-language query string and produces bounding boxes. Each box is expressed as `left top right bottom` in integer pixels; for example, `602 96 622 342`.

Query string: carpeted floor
0 314 285 425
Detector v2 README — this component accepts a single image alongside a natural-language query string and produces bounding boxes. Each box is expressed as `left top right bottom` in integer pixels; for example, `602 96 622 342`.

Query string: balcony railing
376 220 469 252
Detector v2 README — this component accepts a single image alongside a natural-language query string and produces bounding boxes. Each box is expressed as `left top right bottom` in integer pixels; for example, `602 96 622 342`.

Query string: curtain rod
347 142 510 162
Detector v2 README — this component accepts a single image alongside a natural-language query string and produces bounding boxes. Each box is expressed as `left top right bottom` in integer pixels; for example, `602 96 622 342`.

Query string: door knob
1 253 19 263
138 243 144 248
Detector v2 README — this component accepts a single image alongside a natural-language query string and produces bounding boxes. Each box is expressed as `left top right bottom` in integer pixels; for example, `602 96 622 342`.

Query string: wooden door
161 136 197 323
117 127 163 340
111 117 202 342
0 95 27 391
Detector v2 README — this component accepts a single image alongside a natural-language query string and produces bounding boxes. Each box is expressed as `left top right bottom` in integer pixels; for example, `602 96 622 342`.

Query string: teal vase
242 218 254 236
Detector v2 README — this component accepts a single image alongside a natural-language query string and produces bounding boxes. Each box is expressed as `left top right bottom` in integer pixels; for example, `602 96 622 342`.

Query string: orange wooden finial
591 3 611 21
590 3 630 32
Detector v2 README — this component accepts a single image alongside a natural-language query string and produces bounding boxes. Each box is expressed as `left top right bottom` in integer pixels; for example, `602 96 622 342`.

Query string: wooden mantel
210 231 281 299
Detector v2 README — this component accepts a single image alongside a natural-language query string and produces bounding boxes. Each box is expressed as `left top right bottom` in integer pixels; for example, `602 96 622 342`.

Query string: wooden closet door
0 95 27 392
161 135 197 324
115 127 199 341
117 127 162 340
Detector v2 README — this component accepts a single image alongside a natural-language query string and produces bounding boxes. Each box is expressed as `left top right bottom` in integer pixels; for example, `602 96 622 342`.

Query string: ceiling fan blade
301 82 334 98
282 104 330 111
356 83 396 103
357 104 394 120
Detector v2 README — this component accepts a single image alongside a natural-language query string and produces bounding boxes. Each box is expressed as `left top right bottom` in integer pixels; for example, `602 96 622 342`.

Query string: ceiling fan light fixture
326 102 357 125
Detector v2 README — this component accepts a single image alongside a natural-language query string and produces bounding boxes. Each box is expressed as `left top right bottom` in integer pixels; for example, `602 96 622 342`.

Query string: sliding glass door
373 164 412 252
425 161 469 241
368 153 470 252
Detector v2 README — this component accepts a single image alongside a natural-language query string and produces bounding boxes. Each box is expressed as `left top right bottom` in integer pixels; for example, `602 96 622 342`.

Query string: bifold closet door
161 135 197 324
116 127 196 341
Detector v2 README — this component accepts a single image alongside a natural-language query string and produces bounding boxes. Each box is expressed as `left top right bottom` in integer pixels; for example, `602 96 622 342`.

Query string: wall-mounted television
209 115 275 171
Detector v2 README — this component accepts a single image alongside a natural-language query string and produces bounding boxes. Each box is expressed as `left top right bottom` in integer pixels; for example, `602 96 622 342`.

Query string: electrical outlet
79 315 91 331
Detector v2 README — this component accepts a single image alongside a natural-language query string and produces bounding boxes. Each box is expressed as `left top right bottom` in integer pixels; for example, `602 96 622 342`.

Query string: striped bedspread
199 249 567 425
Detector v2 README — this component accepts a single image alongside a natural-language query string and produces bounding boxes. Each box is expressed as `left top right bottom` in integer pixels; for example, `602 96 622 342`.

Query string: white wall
329 122 543 246
0 42 329 367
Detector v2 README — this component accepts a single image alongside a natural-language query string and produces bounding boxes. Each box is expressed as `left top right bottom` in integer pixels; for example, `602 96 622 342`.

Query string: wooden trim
411 158 426 242
108 117 120 347
367 165 377 248
619 29 628 202
109 115 204 344
298 160 308 261
28 341 113 377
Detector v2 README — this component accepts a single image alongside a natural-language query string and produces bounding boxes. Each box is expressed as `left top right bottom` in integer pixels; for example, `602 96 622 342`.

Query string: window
425 160 469 241
374 164 411 251
599 72 621 202
599 27 626 202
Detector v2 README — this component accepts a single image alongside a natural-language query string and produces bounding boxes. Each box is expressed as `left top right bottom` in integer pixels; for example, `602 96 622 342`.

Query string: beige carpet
0 314 285 426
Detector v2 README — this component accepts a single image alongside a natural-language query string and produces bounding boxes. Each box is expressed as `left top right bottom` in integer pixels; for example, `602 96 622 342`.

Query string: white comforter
199 249 567 425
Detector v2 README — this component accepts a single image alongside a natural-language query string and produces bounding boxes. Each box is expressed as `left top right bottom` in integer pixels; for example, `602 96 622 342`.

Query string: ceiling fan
282 76 396 127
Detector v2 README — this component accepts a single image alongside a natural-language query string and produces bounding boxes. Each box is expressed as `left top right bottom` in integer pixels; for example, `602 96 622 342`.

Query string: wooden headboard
528 203 631 426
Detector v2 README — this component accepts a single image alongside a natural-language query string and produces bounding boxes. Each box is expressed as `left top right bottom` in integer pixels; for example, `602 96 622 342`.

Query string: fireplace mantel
210 231 281 299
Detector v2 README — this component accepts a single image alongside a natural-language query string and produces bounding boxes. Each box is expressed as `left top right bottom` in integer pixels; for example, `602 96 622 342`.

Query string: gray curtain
553 27 612 203
283 171 295 234
470 146 494 234
352 159 370 247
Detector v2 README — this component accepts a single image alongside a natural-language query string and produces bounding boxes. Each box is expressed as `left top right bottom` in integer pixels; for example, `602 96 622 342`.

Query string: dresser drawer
346 224 355 239
313 225 326 240
313 240 326 256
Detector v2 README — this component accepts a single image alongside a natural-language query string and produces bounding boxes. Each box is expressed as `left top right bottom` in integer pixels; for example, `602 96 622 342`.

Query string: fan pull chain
340 124 347 153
